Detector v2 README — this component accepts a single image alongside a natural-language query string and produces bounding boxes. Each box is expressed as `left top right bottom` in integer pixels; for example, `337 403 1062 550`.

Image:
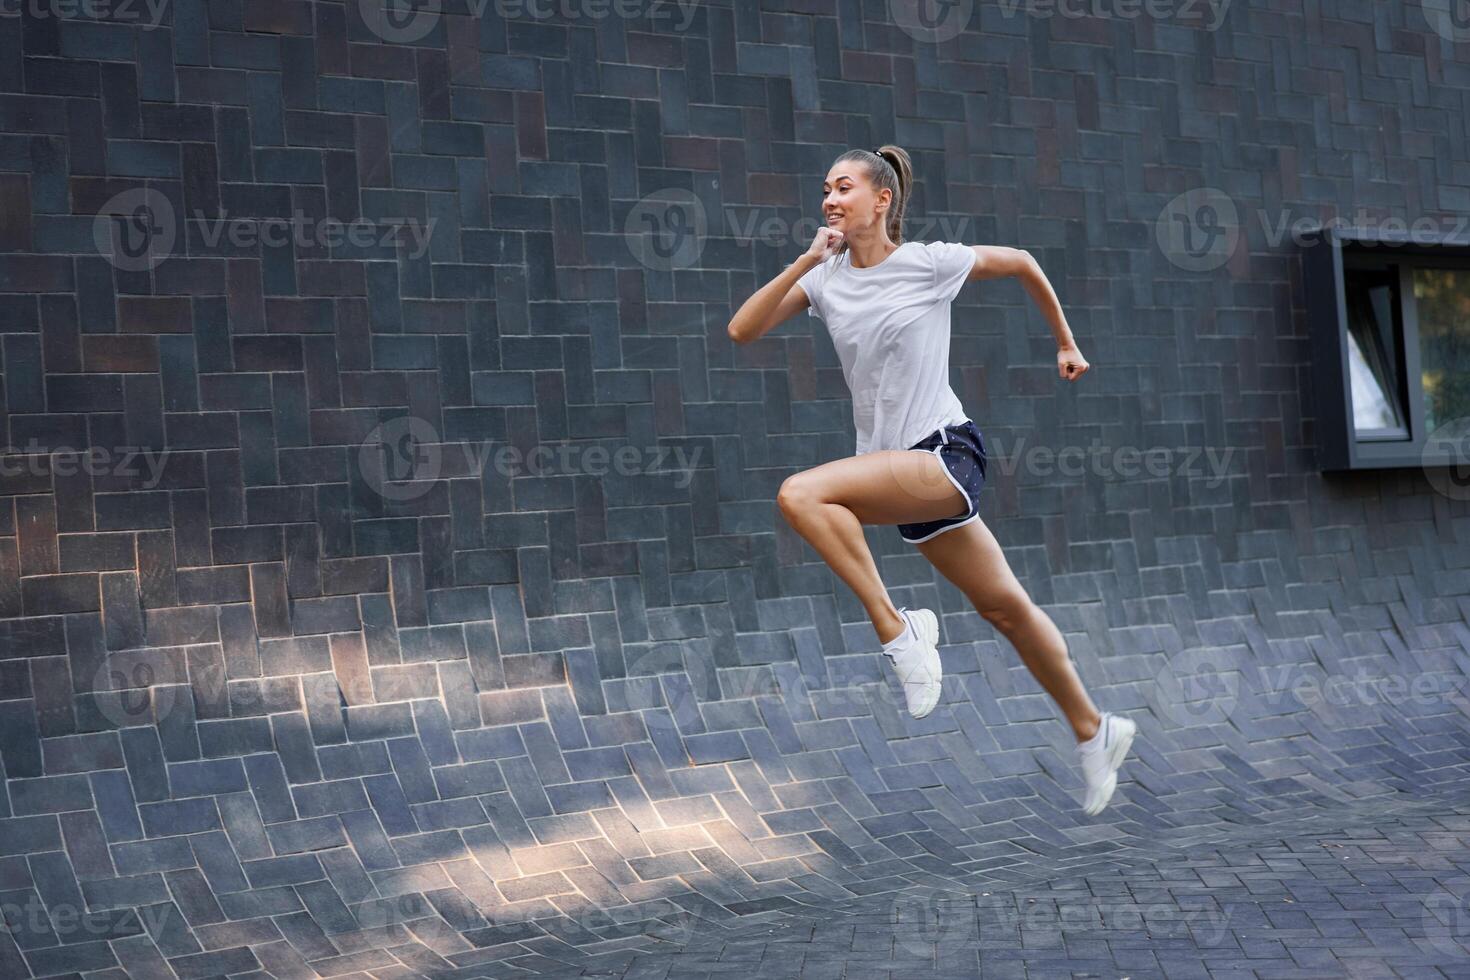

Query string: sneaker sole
907 609 941 719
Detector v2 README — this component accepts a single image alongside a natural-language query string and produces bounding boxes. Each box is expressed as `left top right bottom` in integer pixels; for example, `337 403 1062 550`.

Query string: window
1414 268 1470 437
1304 227 1470 470
1343 270 1407 440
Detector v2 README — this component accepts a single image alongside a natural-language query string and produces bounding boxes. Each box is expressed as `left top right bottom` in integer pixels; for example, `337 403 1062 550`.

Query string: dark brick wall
0 1 1467 976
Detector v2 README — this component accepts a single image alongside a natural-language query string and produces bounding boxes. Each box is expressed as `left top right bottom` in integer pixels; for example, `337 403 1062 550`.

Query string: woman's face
822 163 889 238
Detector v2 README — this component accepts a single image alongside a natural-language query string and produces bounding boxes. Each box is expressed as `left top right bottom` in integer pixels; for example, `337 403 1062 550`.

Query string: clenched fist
1058 345 1089 382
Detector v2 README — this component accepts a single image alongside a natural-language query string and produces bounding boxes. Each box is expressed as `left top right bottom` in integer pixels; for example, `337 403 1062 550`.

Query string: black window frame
1303 224 1470 471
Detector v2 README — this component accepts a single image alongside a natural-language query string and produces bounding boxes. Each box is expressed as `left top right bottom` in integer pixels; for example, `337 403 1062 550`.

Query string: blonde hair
832 144 914 258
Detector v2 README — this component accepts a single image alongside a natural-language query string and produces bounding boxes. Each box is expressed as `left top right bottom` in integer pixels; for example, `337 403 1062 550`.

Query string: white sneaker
1078 712 1136 816
883 608 942 719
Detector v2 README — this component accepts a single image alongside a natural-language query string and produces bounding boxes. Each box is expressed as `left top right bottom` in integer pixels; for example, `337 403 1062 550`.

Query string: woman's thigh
780 450 968 527
912 515 1029 613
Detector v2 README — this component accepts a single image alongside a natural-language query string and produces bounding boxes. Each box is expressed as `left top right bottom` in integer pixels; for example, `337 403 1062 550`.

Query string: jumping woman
726 145 1136 816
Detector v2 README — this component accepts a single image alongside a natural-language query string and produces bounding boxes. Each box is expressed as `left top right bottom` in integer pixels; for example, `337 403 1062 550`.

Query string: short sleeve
926 242 975 303
797 260 827 321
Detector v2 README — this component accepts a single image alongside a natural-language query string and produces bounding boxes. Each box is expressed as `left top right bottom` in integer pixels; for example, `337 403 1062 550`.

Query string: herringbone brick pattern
608 795 1470 978
0 1 1467 978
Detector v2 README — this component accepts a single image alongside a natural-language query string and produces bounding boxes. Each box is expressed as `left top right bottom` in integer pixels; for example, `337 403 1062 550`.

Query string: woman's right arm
727 228 842 345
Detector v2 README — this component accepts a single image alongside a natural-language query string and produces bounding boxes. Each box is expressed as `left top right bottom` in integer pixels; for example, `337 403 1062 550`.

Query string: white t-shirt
797 240 975 455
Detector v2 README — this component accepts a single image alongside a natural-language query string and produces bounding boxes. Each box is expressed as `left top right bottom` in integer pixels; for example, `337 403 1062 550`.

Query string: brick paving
592 793 1470 979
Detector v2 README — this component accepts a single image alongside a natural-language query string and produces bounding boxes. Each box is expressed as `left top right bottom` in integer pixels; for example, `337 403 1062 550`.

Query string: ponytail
831 145 913 258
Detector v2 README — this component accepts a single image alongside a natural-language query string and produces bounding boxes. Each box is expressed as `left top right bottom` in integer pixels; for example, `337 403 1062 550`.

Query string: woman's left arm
964 245 1089 383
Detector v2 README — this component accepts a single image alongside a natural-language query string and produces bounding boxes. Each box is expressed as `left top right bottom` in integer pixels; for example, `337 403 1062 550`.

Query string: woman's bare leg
777 450 969 645
915 518 1102 743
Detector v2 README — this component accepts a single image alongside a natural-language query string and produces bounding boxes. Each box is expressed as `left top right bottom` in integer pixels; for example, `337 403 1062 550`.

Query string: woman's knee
978 589 1033 635
777 473 824 518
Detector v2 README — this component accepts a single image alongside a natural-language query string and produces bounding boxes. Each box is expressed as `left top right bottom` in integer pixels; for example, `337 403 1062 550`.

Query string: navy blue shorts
897 419 988 543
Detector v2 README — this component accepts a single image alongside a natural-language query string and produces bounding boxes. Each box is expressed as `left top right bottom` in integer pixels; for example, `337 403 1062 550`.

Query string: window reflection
1344 275 1407 439
1413 268 1470 435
